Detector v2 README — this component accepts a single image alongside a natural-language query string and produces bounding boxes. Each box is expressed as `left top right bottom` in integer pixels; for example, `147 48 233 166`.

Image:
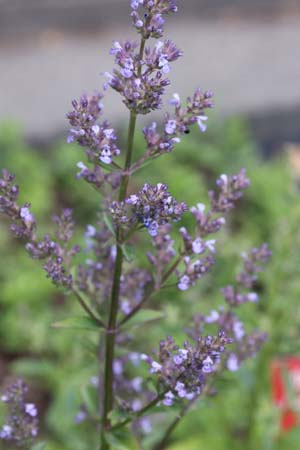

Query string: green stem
100 113 137 450
111 391 167 432
119 256 182 327
118 112 137 202
71 286 105 327
118 282 155 327
100 36 146 449
152 404 190 450
161 256 182 285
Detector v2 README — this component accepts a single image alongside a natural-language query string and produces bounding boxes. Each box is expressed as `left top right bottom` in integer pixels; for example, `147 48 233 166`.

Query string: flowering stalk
0 1 272 449
101 113 137 447
101 34 147 448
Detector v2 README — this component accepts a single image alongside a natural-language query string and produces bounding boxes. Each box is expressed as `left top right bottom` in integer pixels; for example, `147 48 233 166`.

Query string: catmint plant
0 1 271 449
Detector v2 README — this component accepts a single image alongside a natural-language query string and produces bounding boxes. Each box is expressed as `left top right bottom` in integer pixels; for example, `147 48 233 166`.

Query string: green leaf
121 243 135 262
80 383 99 416
108 408 132 427
122 309 165 328
104 432 131 450
104 430 140 450
145 377 158 394
31 443 47 450
51 316 102 332
79 337 99 357
103 213 116 236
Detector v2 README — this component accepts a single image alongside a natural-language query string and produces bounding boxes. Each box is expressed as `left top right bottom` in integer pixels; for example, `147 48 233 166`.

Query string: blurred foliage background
1 115 300 449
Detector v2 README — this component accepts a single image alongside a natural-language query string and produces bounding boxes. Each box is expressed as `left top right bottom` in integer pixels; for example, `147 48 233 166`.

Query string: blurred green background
1 114 300 449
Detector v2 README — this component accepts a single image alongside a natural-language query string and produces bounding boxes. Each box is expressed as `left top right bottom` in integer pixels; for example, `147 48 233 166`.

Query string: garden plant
0 1 273 449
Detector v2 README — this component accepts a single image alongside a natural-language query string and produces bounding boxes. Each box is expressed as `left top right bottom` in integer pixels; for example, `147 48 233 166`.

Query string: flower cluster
0 170 79 288
111 183 187 236
105 38 182 114
26 209 79 288
76 162 121 191
178 170 249 291
142 89 214 157
67 92 120 165
221 243 272 307
187 244 271 373
131 0 178 38
209 169 251 213
177 254 215 291
103 1 182 114
0 169 36 240
0 380 38 447
190 169 250 235
142 332 232 405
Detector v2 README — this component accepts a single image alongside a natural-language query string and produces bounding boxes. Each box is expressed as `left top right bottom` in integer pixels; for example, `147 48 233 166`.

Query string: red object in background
271 357 300 431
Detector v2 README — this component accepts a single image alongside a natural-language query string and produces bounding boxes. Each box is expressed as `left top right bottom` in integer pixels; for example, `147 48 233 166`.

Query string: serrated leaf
31 443 47 450
123 309 165 329
52 316 102 332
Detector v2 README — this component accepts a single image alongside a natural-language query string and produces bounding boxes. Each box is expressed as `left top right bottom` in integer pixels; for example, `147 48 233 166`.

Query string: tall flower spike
105 2 182 114
131 0 178 38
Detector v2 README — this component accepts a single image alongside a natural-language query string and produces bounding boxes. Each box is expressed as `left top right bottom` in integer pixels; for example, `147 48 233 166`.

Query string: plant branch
152 368 223 450
110 391 167 432
152 399 197 450
71 286 105 327
119 255 182 327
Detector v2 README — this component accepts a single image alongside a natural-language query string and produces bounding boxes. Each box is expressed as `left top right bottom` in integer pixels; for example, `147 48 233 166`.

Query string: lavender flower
142 88 214 157
111 183 187 235
105 37 181 114
221 243 272 307
142 332 232 401
131 0 178 39
0 380 39 447
67 92 120 165
209 170 250 213
76 161 121 191
0 173 79 288
177 255 215 291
